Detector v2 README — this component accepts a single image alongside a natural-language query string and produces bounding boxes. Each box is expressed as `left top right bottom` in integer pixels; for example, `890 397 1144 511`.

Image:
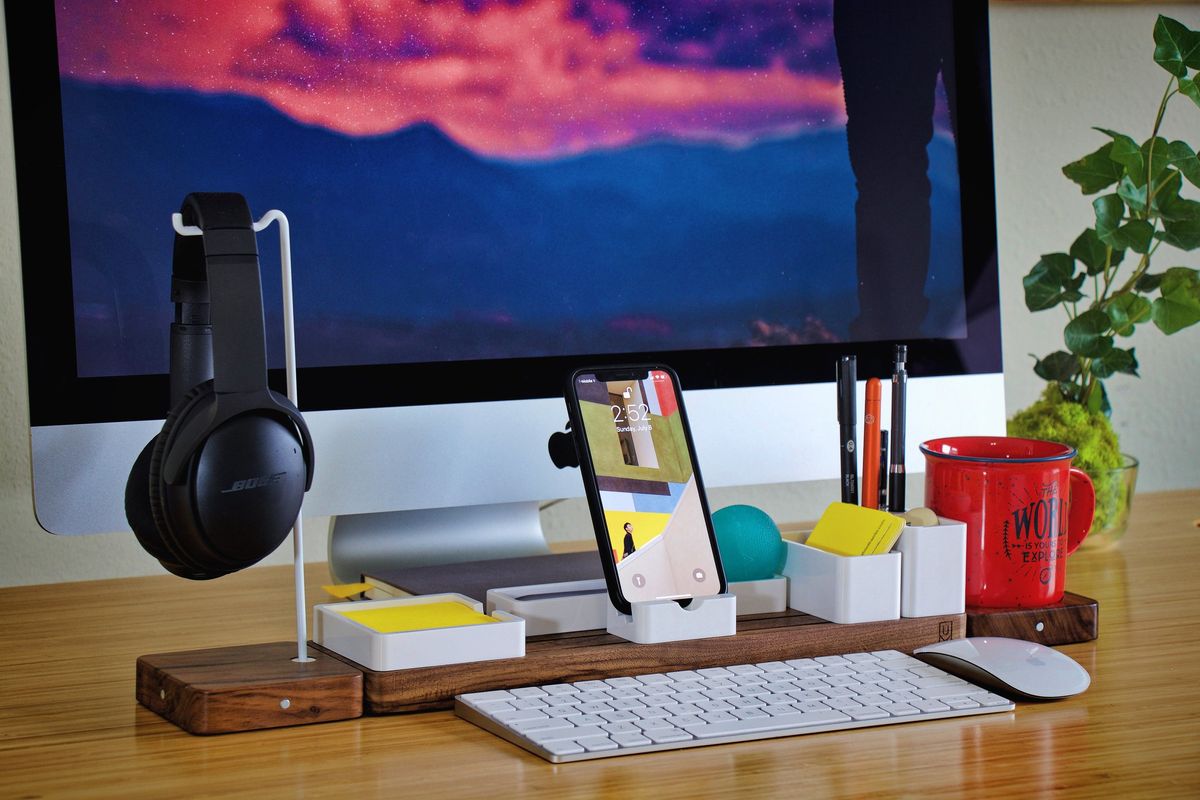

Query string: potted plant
1007 14 1200 547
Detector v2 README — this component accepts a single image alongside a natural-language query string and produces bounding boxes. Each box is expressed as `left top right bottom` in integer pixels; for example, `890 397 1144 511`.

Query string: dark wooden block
315 610 966 714
966 592 1098 646
137 641 363 734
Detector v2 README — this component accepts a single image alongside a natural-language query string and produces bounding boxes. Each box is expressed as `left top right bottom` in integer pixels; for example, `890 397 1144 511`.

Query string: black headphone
125 193 315 580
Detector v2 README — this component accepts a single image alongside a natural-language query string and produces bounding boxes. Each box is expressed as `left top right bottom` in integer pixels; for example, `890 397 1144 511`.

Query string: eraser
806 502 905 557
895 507 940 527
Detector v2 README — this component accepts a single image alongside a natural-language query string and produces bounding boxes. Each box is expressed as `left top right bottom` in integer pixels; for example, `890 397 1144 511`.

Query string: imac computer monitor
8 1 1003 580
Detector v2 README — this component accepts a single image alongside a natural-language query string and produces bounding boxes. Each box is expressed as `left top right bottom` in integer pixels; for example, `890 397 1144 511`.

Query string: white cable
172 209 313 663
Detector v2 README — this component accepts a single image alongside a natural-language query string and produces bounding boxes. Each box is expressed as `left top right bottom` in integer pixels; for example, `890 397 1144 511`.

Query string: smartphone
565 365 726 615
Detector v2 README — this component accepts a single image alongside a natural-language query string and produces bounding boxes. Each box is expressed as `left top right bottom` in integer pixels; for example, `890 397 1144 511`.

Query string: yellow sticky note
806 502 905 557
322 582 374 599
336 601 497 634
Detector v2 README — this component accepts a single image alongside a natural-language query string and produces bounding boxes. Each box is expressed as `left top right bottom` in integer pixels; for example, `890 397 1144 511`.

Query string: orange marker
862 378 882 509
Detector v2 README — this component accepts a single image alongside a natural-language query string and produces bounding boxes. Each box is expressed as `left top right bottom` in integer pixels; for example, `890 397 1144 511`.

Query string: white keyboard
455 650 1015 762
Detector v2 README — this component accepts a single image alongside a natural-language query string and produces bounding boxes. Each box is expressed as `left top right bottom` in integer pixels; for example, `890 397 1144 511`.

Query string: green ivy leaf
1091 347 1139 379
1023 255 1072 311
1152 267 1200 333
1107 294 1152 336
1157 199 1200 250
1032 351 1079 381
1153 15 1200 77
1181 76 1200 109
1169 140 1200 189
1069 228 1124 276
1096 127 1145 182
1063 143 1124 194
1151 169 1184 218
1085 380 1112 417
1064 308 1114 357
1136 272 1165 291
1093 193 1125 231
1117 175 1148 212
1102 219 1155 253
1142 136 1172 185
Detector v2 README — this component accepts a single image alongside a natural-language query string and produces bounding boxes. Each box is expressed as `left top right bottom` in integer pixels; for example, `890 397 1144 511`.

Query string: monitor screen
10 1 1002 545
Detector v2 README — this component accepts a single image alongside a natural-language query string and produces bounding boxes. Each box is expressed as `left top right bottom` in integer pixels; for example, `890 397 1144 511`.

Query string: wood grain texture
967 592 1099 645
331 611 965 713
1 489 1197 799
136 641 363 734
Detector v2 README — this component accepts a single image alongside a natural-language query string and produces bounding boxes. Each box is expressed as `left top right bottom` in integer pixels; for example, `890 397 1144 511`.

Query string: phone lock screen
573 368 723 606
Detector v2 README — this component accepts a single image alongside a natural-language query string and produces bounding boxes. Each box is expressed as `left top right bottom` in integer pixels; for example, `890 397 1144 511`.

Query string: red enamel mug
920 436 1096 608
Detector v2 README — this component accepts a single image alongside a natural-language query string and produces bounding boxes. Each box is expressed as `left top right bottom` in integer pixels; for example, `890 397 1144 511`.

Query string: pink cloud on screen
56 0 845 159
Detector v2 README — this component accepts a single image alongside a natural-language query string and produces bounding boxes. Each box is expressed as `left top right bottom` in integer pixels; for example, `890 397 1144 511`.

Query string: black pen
878 430 889 511
888 345 907 512
836 355 858 505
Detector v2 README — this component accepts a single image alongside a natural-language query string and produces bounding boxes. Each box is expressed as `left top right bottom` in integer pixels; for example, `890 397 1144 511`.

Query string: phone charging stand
606 594 737 644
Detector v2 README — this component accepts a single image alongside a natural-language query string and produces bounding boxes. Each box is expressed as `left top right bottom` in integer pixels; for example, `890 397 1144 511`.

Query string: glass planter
1081 453 1138 550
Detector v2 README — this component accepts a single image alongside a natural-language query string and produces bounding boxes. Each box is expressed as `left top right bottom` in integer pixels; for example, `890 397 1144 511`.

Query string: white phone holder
605 594 737 644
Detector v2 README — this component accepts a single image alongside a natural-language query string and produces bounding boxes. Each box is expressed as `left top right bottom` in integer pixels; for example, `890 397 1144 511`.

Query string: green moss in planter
1008 387 1124 530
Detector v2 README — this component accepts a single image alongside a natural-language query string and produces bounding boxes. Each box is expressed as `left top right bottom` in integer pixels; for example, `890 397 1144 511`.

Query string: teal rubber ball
711 505 785 582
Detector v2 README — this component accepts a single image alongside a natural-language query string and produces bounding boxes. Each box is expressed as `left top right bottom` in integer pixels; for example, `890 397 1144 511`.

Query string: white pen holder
781 538 901 624
894 517 967 618
606 594 737 644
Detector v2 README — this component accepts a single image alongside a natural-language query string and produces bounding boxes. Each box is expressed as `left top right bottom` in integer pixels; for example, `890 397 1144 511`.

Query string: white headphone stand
135 211 362 735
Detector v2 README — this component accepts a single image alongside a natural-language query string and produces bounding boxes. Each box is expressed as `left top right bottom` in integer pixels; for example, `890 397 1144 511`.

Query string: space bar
684 710 852 739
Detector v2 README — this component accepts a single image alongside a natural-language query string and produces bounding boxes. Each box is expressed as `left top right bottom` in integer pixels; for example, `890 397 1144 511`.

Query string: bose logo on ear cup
221 473 288 494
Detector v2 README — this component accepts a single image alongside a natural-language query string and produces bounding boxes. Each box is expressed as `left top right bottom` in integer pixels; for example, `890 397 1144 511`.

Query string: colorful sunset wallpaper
55 0 966 376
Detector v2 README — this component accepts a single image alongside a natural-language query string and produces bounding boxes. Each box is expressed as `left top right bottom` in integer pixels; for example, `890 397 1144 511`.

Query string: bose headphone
125 192 315 580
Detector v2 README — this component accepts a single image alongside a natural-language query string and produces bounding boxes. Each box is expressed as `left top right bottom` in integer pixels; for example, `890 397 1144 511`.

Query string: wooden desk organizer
316 608 967 715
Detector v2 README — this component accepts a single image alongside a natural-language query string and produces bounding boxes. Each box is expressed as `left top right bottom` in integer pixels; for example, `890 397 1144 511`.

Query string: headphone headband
171 192 268 396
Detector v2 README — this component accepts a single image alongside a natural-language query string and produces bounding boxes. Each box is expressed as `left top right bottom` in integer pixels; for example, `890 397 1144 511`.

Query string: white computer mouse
913 637 1091 701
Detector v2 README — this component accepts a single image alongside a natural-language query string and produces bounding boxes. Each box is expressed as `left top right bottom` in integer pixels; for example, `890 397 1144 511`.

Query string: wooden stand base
966 592 1098 646
317 609 967 714
136 641 363 735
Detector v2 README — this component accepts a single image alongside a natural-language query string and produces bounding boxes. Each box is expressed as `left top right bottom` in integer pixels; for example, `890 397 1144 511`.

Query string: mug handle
1065 467 1096 556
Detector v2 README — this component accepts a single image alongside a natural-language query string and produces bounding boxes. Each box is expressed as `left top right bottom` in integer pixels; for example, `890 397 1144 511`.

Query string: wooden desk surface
2 490 1197 798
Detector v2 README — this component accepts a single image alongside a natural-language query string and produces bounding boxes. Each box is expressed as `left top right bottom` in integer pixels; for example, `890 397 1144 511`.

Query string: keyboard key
978 693 1013 707
511 687 548 699
785 658 820 669
529 725 607 743
545 706 583 718
727 664 764 675
916 684 988 700
511 717 576 733
494 709 548 723
611 732 652 748
461 690 515 704
510 698 548 710
844 652 880 663
758 661 792 672
912 699 951 713
698 667 734 678
577 736 618 752
645 728 693 744
605 677 642 689
815 656 851 666
879 703 919 716
542 740 585 757
846 706 889 721
635 673 672 685
602 721 643 734
684 709 851 739
542 683 579 696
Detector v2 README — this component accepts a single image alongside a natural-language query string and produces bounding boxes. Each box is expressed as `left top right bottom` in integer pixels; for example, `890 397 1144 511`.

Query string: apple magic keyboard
455 649 1015 762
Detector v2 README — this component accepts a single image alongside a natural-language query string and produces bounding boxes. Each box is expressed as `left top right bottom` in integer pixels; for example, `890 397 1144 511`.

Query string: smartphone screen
571 367 724 609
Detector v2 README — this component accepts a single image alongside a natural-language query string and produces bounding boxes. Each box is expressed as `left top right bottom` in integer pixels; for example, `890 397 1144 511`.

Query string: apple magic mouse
913 637 1091 701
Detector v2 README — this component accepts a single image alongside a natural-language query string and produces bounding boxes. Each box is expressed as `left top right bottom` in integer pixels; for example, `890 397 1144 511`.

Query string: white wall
1 3 1196 587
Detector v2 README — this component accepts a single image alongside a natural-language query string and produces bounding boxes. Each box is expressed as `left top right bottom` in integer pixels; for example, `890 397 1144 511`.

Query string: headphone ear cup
125 435 182 568
147 382 222 579
148 380 307 579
